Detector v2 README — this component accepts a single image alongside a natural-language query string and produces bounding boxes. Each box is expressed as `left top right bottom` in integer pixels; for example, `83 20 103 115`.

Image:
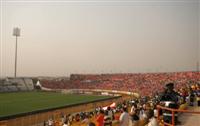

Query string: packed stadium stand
0 78 34 92
40 71 200 96
0 72 200 126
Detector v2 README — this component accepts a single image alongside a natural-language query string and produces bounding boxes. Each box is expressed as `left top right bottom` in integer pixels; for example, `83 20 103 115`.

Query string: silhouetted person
160 83 180 125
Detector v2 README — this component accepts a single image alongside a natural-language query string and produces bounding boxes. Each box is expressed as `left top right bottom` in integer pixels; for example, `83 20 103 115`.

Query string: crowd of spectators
40 71 200 96
39 71 200 126
43 83 200 126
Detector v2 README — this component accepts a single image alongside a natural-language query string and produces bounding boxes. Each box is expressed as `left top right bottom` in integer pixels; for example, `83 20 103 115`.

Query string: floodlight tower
13 27 20 78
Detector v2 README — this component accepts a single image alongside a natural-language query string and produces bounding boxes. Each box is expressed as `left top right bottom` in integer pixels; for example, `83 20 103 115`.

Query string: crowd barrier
157 105 200 126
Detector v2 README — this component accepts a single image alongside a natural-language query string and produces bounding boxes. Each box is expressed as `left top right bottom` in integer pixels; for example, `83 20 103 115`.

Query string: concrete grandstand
0 78 34 92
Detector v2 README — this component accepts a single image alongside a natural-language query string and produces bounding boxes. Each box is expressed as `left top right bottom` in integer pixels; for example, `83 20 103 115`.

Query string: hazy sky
0 0 199 77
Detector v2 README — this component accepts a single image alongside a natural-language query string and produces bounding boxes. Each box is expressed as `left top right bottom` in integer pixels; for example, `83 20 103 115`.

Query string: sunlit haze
0 0 199 77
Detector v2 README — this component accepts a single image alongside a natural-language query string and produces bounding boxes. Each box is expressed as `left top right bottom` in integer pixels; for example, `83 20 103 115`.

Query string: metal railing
157 105 200 126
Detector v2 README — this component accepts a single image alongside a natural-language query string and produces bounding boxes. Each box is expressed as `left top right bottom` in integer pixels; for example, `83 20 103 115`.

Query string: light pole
13 27 20 78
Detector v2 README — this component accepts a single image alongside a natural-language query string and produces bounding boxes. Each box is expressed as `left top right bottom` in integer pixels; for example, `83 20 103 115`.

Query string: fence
157 105 200 126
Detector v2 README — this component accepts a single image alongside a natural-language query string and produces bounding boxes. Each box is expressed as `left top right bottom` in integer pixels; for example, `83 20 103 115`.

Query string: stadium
0 0 200 126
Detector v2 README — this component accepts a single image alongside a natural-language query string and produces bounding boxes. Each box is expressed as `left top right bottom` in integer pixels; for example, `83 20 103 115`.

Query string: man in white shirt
146 110 158 126
119 107 130 126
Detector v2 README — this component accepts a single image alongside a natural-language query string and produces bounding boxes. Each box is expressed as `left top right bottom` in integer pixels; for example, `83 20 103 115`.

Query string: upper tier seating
41 72 200 96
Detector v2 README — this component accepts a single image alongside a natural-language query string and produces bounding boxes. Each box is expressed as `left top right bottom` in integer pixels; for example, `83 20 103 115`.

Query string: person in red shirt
96 109 104 126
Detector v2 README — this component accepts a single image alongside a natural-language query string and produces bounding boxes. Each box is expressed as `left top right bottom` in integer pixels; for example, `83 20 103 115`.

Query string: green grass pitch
0 91 111 118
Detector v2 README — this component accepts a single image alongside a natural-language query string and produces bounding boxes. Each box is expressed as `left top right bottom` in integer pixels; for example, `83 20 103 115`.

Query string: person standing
159 83 180 124
146 109 158 126
96 110 104 126
104 110 112 126
119 107 129 126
